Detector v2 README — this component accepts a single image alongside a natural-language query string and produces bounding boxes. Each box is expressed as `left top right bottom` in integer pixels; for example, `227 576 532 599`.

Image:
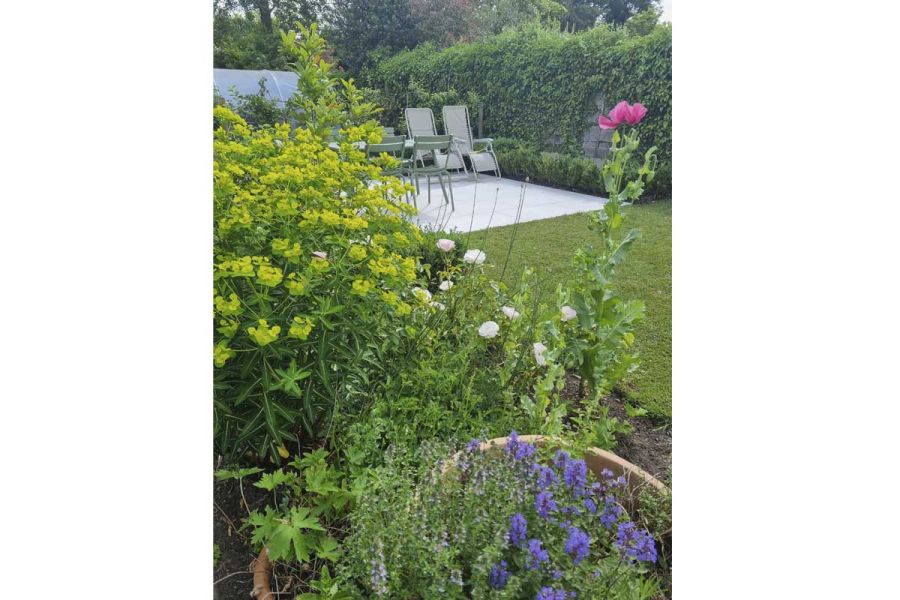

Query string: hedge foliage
366 24 671 193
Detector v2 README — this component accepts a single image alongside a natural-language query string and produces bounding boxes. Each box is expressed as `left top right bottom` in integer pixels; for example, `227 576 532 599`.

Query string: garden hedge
364 24 671 195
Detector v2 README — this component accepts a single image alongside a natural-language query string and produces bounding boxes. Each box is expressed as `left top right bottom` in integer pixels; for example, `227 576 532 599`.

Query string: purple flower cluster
536 586 575 600
465 438 482 452
509 513 528 547
614 521 657 563
534 491 557 518
489 560 509 589
506 430 537 461
563 458 588 492
534 464 558 489
525 538 549 570
598 495 624 529
564 526 591 565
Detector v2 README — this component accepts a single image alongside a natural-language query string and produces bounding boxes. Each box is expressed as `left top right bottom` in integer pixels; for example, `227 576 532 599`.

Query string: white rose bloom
436 238 456 252
439 280 454 291
463 249 486 265
312 251 328 260
501 306 520 319
532 342 548 367
430 301 446 311
560 306 577 321
478 320 500 338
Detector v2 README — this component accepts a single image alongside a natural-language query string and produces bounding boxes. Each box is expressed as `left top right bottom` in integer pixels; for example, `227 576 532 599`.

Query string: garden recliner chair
367 136 416 206
408 135 455 211
442 105 501 179
404 107 467 174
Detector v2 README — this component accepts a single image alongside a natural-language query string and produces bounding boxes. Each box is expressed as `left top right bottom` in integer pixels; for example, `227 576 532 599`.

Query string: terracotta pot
479 435 667 511
250 547 274 600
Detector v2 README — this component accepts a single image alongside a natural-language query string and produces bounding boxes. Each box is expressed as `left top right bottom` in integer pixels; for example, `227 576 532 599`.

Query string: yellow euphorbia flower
217 319 239 338
348 245 367 261
310 257 330 273
214 293 242 316
285 273 309 296
248 319 280 346
256 265 284 287
214 342 235 367
288 316 314 340
351 279 373 295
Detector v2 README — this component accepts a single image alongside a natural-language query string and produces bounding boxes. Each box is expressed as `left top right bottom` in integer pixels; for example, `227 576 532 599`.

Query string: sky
661 0 672 22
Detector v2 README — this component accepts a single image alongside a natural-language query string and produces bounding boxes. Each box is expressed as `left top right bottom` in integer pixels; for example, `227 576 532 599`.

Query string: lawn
477 200 672 418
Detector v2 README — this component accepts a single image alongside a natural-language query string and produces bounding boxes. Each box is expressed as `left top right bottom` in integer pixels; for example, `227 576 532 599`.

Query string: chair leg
491 150 502 178
427 175 431 204
447 173 455 212
437 174 449 207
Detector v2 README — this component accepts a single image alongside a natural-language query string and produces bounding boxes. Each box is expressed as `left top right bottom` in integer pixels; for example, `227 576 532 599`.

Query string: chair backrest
411 134 453 169
442 105 473 149
381 134 406 145
404 107 437 138
382 126 395 136
366 139 406 158
412 134 452 151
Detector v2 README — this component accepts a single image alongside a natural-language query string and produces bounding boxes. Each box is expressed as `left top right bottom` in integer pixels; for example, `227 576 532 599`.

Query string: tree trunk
255 0 273 31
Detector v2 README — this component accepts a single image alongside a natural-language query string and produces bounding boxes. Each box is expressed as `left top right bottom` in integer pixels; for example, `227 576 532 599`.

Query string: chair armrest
472 137 494 151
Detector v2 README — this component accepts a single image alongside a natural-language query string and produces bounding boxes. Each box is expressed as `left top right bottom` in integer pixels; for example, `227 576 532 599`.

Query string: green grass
477 200 672 418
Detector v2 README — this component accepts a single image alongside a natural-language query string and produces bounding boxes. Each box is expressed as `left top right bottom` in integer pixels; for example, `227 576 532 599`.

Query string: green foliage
625 8 660 36
213 543 221 568
324 0 420 73
214 11 287 69
238 448 356 569
367 24 671 194
597 0 661 25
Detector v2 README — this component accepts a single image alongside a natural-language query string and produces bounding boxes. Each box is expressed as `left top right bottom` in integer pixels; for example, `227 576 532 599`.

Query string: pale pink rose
560 306 577 321
439 280 454 291
436 238 456 252
533 342 548 367
478 320 500 338
501 306 520 319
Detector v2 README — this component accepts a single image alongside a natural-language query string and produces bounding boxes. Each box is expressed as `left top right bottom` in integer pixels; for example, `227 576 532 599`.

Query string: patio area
409 175 607 232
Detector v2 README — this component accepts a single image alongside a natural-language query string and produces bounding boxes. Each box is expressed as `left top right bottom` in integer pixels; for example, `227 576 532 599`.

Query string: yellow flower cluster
215 293 242 316
247 319 281 346
351 279 374 295
214 342 235 367
256 265 284 287
288 316 314 340
213 104 428 369
348 245 367 261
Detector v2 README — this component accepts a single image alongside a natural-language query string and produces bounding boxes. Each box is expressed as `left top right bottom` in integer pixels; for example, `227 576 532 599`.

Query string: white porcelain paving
409 174 606 233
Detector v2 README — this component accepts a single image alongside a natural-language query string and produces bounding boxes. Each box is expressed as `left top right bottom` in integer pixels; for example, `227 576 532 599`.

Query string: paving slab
410 174 606 233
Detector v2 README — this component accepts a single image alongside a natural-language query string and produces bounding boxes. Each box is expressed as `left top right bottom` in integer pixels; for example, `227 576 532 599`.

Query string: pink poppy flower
598 101 648 129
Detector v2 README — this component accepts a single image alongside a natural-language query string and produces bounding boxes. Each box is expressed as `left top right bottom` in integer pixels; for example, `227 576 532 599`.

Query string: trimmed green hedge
365 24 671 194
493 138 605 195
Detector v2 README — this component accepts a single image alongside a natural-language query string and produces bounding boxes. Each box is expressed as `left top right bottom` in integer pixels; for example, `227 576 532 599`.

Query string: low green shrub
497 144 605 195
